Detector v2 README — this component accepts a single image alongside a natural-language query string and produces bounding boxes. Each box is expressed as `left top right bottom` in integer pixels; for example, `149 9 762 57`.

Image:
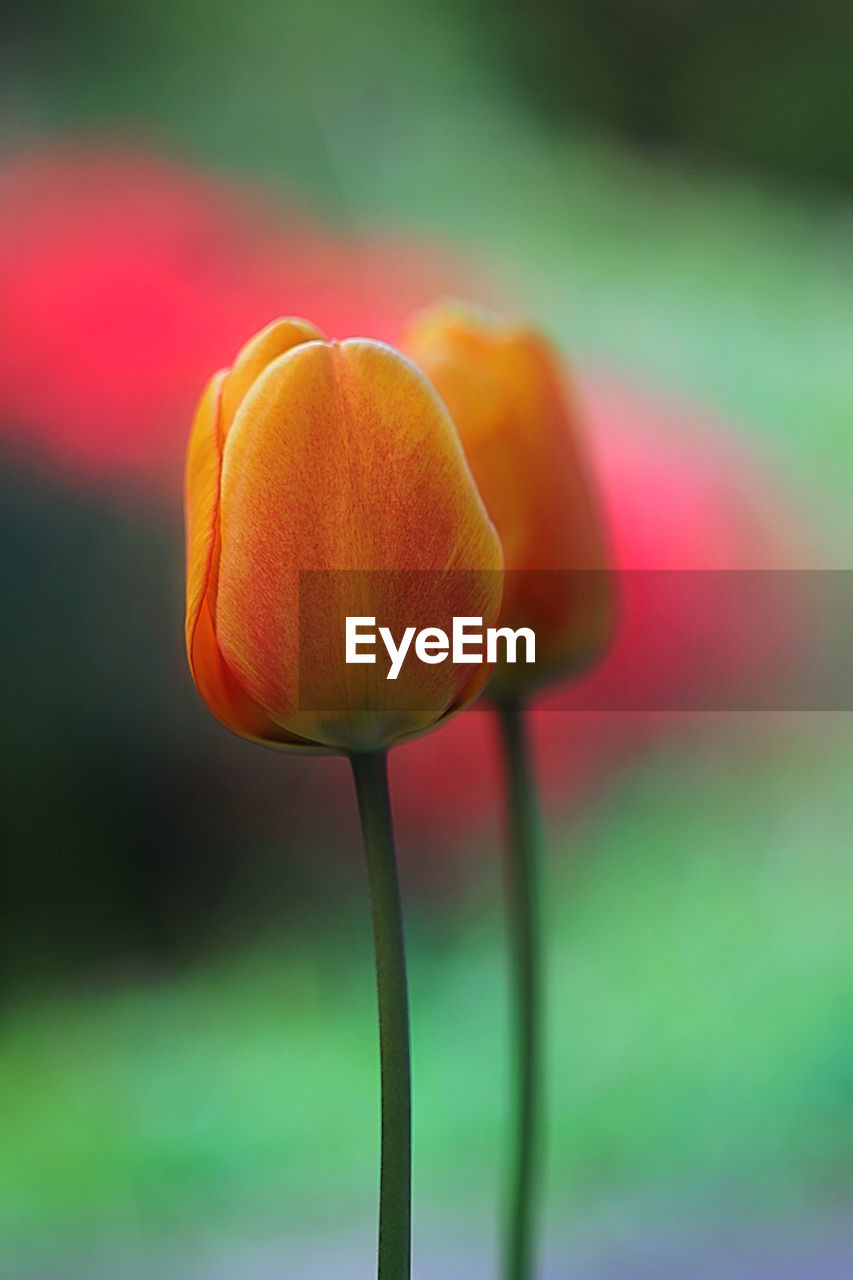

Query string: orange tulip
402 304 612 698
185 317 503 753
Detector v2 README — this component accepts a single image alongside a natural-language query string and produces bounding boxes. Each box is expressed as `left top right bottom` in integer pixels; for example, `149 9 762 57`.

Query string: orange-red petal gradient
185 322 336 749
214 339 503 752
402 306 612 695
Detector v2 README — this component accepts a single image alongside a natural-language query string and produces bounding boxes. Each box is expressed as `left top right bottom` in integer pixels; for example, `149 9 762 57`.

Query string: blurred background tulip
1 0 853 1275
402 304 612 698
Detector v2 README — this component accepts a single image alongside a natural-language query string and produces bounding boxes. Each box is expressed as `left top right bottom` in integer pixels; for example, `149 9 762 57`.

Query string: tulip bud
402 304 612 698
185 318 503 752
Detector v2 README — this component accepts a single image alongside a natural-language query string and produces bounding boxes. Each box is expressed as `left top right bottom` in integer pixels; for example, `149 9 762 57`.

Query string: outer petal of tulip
185 320 503 753
186 319 335 748
402 305 612 697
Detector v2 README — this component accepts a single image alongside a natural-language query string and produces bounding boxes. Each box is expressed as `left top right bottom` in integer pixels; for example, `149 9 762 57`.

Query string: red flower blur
0 146 469 489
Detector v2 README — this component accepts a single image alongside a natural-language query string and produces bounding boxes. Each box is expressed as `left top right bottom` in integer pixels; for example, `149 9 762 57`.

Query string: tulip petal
215 339 503 751
185 320 345 747
403 307 612 694
189 593 330 749
221 317 325 438
185 368 227 660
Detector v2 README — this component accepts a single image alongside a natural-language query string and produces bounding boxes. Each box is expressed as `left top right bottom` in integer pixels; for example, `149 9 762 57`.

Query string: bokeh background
2 0 853 1275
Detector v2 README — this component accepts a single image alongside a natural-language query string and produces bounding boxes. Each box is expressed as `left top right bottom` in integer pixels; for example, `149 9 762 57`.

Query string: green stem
497 699 543 1280
350 751 412 1280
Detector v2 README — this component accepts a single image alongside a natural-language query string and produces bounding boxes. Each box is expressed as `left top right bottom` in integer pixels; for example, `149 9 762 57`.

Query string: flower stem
497 699 543 1280
350 750 412 1280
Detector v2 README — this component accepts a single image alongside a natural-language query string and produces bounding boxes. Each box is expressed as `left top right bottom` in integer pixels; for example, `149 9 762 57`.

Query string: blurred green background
2 0 853 1274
